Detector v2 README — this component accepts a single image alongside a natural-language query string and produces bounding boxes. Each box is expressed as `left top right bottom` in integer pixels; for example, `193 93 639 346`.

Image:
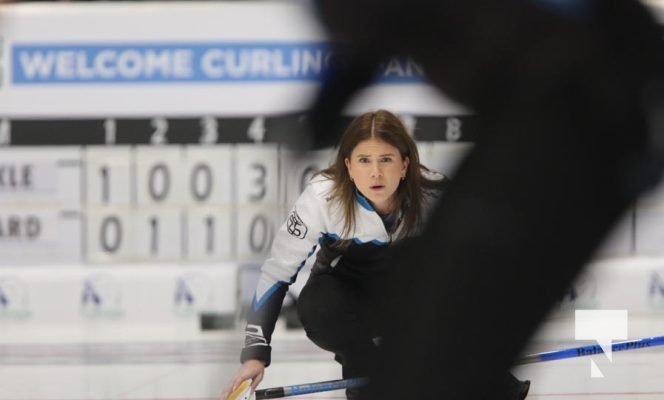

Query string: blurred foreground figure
309 0 664 399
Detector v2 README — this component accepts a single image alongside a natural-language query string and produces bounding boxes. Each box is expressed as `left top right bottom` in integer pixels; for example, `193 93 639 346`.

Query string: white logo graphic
575 310 628 377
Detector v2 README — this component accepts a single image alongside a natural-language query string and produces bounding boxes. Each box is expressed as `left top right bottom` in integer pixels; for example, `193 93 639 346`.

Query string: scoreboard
0 114 476 265
1 0 657 269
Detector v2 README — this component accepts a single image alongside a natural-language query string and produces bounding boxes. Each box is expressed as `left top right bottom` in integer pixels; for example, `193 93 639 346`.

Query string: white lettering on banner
97 51 116 79
76 51 96 79
252 49 271 77
19 51 55 80
117 50 142 78
382 57 425 79
200 47 328 80
200 50 223 78
173 49 193 78
306 50 324 75
12 43 431 86
15 44 331 83
18 49 195 81
55 51 76 79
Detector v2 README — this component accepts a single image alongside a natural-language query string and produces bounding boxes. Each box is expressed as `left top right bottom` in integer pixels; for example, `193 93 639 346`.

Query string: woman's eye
359 158 369 163
380 157 393 162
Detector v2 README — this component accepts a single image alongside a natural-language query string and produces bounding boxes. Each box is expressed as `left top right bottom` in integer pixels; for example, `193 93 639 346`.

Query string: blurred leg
297 273 378 399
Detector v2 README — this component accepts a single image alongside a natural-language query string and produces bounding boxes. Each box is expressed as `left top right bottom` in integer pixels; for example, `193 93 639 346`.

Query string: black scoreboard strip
2 114 477 146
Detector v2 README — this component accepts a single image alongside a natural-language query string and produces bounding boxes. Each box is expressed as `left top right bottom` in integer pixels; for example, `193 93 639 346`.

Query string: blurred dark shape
310 0 664 398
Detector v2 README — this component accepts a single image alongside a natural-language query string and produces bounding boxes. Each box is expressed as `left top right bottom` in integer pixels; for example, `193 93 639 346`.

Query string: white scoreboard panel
0 147 82 263
0 115 479 266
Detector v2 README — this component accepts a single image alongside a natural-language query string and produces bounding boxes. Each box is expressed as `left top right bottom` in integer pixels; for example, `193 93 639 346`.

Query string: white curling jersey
240 175 441 365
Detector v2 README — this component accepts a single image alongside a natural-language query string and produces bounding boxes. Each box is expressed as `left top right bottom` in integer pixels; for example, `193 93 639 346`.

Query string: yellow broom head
226 379 253 400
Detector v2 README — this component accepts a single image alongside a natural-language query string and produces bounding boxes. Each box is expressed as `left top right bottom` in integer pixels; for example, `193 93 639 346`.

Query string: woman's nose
370 162 382 177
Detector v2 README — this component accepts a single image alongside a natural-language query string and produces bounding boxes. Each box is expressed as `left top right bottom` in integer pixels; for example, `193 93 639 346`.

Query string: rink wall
1 258 664 339
0 264 237 335
538 257 664 342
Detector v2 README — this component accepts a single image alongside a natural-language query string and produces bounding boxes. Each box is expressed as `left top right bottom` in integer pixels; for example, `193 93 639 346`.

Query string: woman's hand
220 359 266 399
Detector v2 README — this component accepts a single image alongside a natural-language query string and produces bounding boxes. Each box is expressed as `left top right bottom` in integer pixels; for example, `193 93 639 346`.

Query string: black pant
297 272 378 399
297 272 530 400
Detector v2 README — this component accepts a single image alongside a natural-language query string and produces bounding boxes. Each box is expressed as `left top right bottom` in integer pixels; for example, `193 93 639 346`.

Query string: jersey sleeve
240 181 328 366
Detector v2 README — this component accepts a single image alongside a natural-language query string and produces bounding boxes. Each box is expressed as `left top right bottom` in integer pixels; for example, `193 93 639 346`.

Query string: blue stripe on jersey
252 281 287 311
290 242 320 284
324 232 389 246
354 189 374 211
252 241 320 311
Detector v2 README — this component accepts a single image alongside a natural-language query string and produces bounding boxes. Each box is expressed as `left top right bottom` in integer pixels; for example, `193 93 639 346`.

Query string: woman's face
345 138 409 214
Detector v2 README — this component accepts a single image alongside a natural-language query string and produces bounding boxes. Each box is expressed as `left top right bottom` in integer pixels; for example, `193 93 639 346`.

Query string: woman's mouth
370 185 385 190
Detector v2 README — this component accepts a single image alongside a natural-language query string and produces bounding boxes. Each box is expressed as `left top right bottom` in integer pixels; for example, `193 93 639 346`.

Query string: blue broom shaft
255 377 368 399
517 335 664 364
254 335 664 398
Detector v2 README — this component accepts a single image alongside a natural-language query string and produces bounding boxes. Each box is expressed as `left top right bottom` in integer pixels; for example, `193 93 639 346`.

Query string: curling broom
229 335 664 399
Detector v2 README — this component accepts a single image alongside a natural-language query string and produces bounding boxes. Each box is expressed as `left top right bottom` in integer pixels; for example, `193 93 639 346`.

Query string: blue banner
12 42 426 85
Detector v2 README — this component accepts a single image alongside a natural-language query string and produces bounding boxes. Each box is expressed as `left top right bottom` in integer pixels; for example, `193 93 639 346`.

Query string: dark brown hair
319 109 445 238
